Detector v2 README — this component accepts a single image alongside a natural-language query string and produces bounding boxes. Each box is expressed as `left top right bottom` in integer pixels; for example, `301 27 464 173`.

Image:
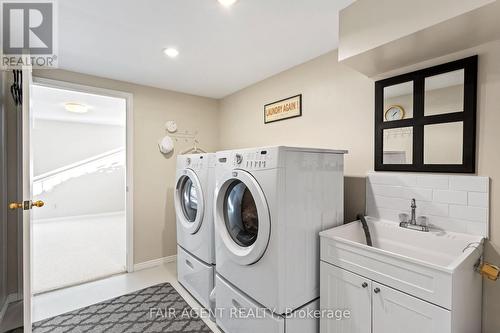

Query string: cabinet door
372 282 451 333
320 262 371 333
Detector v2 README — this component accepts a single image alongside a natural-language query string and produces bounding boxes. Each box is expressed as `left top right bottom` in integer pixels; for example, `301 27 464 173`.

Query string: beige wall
218 41 500 333
218 50 374 222
13 70 220 267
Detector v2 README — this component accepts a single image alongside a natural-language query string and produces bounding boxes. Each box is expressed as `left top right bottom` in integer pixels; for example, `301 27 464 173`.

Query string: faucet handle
417 216 428 226
411 198 416 207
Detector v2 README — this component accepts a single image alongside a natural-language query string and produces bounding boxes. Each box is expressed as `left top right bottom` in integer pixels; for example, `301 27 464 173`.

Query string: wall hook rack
169 130 198 138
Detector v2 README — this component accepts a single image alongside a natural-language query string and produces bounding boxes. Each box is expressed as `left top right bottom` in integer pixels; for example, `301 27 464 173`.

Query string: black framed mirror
374 56 478 173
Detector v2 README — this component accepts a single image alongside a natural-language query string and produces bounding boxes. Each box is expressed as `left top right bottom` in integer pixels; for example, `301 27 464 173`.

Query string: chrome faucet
399 198 429 232
410 198 417 225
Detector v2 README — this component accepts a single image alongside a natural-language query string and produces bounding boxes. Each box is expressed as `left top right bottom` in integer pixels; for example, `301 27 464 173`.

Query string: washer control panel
187 156 204 170
180 153 215 171
230 149 275 170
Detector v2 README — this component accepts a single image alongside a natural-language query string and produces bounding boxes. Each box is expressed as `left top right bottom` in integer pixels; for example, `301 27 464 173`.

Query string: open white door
8 67 35 331
21 66 34 332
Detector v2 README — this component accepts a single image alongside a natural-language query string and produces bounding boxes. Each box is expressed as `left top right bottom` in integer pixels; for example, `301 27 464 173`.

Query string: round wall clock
384 105 405 121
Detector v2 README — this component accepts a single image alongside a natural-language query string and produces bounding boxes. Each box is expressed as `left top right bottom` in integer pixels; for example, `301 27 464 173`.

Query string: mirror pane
383 81 413 122
424 69 464 116
424 122 463 164
383 127 413 164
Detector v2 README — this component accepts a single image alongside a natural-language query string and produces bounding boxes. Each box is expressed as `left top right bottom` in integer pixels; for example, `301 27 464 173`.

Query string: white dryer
175 153 216 310
213 146 346 331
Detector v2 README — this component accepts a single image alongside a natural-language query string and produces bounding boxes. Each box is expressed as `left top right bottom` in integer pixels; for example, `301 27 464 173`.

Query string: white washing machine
213 146 347 332
175 153 216 310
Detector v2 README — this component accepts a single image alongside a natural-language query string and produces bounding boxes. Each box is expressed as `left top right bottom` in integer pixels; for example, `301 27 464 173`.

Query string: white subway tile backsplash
366 172 489 237
370 184 403 198
371 184 433 201
466 222 489 238
368 173 417 187
449 205 488 223
449 176 489 192
366 205 401 223
407 188 434 201
433 190 468 205
418 201 449 217
425 216 468 234
416 175 449 189
370 195 409 211
468 192 489 208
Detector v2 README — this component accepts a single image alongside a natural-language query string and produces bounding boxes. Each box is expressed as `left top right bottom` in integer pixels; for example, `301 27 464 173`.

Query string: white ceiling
57 0 354 98
32 85 126 126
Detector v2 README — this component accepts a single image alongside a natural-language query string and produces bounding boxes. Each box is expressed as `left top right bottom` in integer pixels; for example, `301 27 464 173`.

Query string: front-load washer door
175 169 204 234
215 170 270 266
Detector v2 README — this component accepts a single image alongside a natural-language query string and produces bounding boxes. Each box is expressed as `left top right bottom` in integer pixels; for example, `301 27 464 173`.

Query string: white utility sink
320 217 484 310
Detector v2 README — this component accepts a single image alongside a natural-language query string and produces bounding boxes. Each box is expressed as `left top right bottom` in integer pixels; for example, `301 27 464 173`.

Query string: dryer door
175 169 205 234
215 170 270 266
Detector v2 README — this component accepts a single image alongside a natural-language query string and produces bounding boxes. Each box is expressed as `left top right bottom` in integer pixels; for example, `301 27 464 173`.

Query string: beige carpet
32 212 127 294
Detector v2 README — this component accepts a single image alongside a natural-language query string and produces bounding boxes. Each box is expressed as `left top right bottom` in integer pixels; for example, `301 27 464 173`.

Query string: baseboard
0 293 20 323
133 255 177 271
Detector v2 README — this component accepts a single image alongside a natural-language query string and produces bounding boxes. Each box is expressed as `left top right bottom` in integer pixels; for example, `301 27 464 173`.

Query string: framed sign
264 94 302 124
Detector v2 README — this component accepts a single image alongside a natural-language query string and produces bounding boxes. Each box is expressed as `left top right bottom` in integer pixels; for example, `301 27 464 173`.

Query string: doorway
30 79 133 294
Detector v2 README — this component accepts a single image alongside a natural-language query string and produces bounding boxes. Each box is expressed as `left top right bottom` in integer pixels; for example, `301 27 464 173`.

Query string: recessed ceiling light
163 47 179 58
218 0 238 7
65 102 89 114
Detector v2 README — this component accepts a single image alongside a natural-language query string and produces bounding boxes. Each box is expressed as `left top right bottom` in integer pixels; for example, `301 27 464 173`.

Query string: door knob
31 200 45 208
362 282 368 288
8 200 44 210
8 202 23 210
374 288 381 294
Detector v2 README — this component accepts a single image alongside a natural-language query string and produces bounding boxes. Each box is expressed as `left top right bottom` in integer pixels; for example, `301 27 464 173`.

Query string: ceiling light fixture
218 0 238 7
64 102 89 114
163 47 179 58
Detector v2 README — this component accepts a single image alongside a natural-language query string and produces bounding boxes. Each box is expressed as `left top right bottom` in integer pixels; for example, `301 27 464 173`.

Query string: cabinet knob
374 287 381 294
361 282 368 288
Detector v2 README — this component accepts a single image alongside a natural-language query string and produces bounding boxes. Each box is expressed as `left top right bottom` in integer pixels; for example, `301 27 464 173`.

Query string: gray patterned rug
32 283 213 333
